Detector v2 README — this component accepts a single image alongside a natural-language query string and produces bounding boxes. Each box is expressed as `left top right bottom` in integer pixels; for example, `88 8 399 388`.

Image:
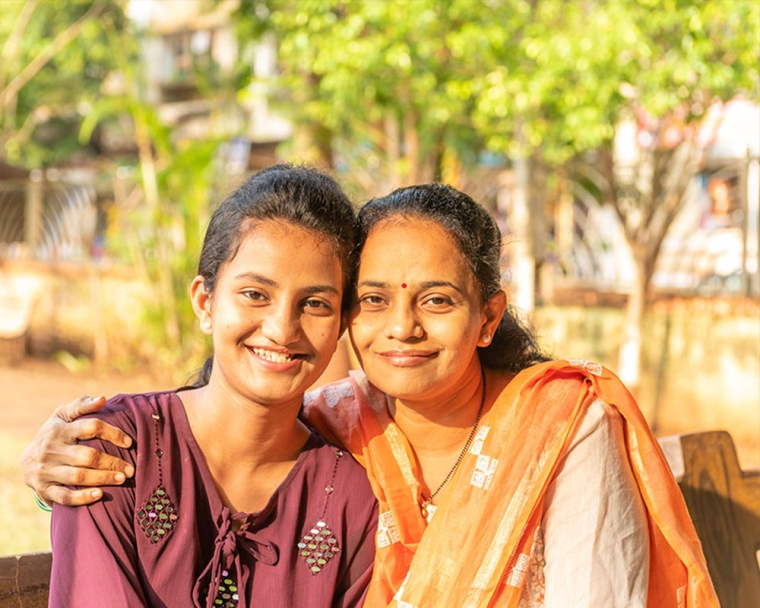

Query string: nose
385 300 424 341
261 301 301 345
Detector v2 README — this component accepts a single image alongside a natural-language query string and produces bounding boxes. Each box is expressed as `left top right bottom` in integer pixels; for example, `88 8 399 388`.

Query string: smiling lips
378 349 437 367
249 346 305 363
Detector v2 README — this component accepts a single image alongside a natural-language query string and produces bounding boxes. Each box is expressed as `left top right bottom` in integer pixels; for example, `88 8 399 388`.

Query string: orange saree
303 359 719 607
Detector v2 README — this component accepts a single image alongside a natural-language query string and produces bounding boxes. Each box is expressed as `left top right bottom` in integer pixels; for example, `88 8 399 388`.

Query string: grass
0 431 51 554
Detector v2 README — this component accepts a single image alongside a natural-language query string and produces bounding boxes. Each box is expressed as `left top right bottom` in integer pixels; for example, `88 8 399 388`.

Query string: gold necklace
419 367 486 520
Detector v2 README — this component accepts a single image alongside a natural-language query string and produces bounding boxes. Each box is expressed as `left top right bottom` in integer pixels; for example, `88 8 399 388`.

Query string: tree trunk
619 251 648 395
403 109 420 186
509 152 536 314
292 72 334 169
293 122 333 169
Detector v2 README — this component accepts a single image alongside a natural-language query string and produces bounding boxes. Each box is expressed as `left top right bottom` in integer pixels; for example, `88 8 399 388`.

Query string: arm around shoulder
48 430 146 607
21 395 135 507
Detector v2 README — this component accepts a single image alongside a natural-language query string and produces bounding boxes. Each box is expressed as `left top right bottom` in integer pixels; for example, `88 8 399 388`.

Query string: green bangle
34 493 53 513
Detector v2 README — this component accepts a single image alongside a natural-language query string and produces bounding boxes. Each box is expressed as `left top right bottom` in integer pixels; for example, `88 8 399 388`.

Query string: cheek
430 315 481 347
305 317 342 350
348 311 376 345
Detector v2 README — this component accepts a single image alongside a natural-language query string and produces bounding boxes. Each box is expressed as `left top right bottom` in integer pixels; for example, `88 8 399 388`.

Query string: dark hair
191 164 356 386
355 183 549 372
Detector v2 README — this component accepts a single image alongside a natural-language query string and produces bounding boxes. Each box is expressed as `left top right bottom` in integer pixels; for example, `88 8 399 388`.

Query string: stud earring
482 334 491 344
202 321 212 331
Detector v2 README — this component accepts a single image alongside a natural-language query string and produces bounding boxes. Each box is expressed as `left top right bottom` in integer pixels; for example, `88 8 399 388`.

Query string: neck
390 364 484 456
390 366 515 482
180 381 310 513
181 382 309 471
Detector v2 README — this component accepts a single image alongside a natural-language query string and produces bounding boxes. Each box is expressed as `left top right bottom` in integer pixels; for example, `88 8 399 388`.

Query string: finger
41 483 105 507
50 463 129 487
68 417 133 449
63 445 134 478
53 395 107 423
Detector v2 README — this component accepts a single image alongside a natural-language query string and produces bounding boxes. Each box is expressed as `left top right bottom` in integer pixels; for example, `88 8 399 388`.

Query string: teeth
252 347 294 363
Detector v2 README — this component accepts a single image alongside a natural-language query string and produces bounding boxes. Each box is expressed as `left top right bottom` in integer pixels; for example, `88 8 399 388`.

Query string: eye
358 294 387 310
302 298 335 316
421 295 455 310
241 289 268 302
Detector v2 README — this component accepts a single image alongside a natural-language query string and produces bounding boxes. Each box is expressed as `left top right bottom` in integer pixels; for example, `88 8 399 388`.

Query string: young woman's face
192 220 344 407
350 217 493 403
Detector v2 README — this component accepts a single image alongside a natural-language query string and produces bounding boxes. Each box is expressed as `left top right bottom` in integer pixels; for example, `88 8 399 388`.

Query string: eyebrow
234 272 341 296
357 280 464 294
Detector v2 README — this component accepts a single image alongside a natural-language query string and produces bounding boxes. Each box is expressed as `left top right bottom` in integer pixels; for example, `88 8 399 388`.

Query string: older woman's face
349 217 489 403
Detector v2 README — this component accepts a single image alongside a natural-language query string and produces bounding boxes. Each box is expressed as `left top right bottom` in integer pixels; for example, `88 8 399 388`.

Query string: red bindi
401 283 407 288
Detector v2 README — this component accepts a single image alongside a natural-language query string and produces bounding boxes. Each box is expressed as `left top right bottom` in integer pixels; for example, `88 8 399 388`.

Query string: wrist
34 492 53 512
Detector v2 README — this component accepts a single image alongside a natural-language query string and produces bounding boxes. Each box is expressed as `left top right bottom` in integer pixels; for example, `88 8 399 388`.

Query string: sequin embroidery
211 570 239 607
136 409 178 543
137 485 178 543
296 448 344 574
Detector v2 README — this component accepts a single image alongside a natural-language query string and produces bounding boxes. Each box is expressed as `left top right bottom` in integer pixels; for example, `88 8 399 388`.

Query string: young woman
45 165 378 608
24 183 717 607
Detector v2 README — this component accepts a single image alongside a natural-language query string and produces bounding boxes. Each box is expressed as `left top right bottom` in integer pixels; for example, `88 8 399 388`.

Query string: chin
374 377 436 401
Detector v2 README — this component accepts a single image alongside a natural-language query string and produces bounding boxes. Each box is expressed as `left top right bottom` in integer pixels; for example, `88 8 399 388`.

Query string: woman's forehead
358 218 472 282
225 222 343 282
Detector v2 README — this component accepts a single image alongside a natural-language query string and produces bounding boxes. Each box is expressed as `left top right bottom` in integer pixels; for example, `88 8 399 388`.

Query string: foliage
77 21 233 375
473 0 759 163
233 0 758 389
4 0 757 380
237 0 526 189
1 0 240 375
234 0 758 203
0 0 128 167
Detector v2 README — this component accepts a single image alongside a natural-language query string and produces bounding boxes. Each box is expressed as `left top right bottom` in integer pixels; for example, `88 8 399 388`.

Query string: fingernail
90 489 103 498
123 436 133 448
125 465 135 478
114 472 126 483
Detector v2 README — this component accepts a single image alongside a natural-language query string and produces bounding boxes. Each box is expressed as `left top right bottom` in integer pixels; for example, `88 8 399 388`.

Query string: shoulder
80 390 181 452
304 374 360 409
303 370 387 418
94 390 180 421
506 359 631 402
564 397 624 454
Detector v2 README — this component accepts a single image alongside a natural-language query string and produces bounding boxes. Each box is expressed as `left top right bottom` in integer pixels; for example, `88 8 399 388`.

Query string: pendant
420 502 437 523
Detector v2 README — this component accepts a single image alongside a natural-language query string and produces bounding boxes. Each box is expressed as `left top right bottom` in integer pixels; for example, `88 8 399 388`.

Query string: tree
237 0 529 193
77 15 237 374
0 0 127 167
471 0 759 390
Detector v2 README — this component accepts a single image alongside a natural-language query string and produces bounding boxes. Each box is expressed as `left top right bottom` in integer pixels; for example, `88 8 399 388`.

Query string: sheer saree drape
303 360 718 608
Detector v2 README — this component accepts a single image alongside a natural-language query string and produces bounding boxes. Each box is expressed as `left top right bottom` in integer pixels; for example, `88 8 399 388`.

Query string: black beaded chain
419 366 486 518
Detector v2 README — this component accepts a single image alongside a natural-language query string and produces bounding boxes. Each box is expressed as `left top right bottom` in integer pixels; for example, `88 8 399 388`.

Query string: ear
190 275 213 335
478 289 507 347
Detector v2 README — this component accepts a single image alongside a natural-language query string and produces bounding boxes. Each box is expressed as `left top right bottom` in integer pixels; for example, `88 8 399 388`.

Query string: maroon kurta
50 391 378 608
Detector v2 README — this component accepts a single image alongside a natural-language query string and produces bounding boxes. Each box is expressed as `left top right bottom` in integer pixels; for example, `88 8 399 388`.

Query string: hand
20 396 135 507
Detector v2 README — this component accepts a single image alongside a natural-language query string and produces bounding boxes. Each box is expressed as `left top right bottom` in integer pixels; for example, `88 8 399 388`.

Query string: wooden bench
0 551 51 608
1 430 758 607
659 430 760 608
